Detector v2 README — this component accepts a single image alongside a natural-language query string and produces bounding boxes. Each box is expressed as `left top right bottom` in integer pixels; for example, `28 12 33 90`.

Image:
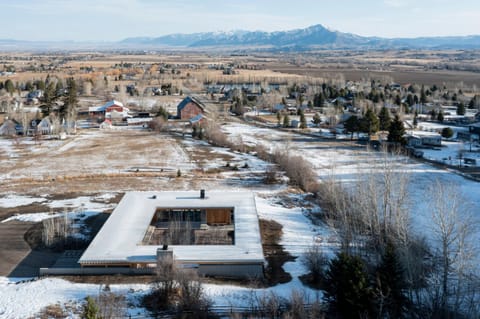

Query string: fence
39 267 155 276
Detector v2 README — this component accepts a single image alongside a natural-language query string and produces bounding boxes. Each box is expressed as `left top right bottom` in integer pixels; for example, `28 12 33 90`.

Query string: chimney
200 189 205 199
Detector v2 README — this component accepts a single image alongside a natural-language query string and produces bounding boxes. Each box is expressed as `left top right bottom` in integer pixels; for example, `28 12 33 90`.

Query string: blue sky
2 0 479 41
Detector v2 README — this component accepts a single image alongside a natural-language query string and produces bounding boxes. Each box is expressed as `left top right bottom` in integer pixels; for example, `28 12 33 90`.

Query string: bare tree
42 214 70 248
95 289 127 319
426 180 478 317
354 147 411 250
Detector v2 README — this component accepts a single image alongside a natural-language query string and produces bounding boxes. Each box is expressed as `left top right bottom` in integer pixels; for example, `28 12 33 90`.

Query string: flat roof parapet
79 191 264 268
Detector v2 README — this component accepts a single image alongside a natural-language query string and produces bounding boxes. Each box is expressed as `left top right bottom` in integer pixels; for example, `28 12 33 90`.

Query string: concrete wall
198 263 264 279
39 267 155 276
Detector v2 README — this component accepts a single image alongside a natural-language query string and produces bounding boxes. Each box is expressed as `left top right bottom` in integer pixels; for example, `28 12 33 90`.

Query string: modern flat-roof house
78 191 265 278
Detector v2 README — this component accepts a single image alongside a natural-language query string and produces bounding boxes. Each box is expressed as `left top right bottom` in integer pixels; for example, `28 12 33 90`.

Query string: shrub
441 127 454 139
82 296 99 319
302 245 328 285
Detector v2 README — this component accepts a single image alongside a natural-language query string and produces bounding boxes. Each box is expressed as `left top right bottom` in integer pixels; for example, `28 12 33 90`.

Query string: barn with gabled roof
177 96 205 120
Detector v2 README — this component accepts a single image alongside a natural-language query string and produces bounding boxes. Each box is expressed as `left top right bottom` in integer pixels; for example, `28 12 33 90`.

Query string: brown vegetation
259 219 295 285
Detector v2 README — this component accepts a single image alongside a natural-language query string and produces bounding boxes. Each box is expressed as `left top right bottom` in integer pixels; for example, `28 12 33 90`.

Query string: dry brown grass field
3 50 479 90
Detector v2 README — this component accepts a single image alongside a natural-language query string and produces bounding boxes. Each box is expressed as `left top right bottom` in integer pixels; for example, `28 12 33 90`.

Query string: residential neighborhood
1 2 480 318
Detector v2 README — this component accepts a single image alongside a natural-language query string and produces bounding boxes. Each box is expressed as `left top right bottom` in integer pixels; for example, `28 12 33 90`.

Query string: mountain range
120 24 480 50
2 24 480 51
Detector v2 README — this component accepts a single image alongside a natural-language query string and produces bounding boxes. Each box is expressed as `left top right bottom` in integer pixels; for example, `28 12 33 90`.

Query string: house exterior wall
197 263 264 278
179 102 203 120
421 136 442 146
407 137 422 147
106 105 124 113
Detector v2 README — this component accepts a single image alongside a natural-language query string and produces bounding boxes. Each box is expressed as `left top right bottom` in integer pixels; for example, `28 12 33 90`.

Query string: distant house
272 104 285 113
26 90 43 103
457 131 479 142
0 119 21 136
177 96 205 120
469 122 480 135
406 133 442 147
89 100 130 120
37 117 54 135
290 119 300 128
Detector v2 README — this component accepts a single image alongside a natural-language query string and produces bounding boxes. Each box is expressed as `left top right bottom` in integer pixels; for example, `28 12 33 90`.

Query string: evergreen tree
82 296 99 319
4 79 14 94
299 109 307 129
40 82 56 116
324 252 374 318
468 95 478 109
441 127 454 139
378 106 391 131
394 94 401 106
25 80 34 92
376 243 409 318
413 111 418 128
344 115 360 140
35 79 45 91
312 113 321 126
437 110 444 123
456 102 465 115
282 114 290 128
406 94 414 106
360 108 380 136
313 92 324 108
420 85 427 104
61 77 78 121
388 115 406 144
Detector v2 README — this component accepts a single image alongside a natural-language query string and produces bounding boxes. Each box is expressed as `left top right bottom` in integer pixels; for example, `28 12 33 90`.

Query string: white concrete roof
79 191 265 265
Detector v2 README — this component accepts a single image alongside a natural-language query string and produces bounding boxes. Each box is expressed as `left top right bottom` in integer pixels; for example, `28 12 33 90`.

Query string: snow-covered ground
421 140 480 165
222 122 480 251
0 129 195 182
0 122 479 317
0 277 149 319
0 190 328 318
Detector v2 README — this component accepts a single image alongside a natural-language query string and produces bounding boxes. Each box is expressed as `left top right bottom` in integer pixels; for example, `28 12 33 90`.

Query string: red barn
177 96 205 120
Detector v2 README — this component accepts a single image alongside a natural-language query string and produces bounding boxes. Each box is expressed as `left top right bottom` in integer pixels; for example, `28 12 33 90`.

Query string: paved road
0 221 59 277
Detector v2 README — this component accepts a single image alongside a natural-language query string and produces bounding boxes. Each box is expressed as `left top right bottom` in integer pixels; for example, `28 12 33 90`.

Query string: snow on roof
188 113 204 124
177 96 205 113
88 100 125 113
79 191 264 265
406 131 441 138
